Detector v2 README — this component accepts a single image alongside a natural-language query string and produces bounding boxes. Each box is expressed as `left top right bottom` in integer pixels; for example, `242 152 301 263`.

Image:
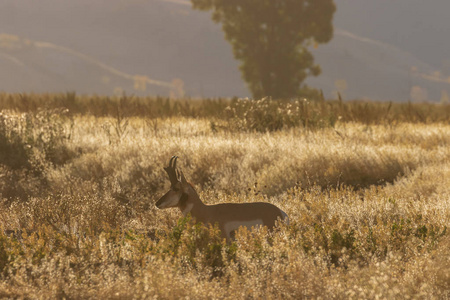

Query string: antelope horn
164 156 179 186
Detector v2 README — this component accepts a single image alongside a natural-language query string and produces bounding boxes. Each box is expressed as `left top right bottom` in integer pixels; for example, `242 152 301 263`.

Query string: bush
222 97 337 132
0 109 76 200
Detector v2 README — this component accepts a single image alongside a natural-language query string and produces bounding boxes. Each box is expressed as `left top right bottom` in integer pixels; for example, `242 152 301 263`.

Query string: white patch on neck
181 203 194 216
224 219 263 239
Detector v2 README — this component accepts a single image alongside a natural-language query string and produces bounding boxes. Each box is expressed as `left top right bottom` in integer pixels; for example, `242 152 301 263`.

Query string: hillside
0 0 449 101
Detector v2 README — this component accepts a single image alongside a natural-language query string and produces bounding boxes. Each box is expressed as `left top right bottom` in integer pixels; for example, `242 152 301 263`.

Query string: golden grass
0 96 449 299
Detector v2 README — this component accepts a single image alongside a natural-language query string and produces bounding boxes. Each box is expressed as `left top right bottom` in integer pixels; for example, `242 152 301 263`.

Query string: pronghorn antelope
156 156 289 241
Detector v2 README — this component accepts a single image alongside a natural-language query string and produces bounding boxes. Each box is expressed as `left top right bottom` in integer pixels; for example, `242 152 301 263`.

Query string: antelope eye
172 186 179 192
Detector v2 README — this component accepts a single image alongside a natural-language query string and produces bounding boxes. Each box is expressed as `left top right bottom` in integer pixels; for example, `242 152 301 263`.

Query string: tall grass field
0 93 449 299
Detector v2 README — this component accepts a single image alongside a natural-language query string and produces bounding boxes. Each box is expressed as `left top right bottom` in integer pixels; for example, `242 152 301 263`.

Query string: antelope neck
178 189 206 217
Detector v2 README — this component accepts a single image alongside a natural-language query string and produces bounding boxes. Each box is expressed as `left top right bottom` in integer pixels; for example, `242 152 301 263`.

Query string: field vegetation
0 93 449 299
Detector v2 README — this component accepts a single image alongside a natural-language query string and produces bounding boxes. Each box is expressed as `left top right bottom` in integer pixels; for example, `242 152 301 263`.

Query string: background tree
191 0 336 99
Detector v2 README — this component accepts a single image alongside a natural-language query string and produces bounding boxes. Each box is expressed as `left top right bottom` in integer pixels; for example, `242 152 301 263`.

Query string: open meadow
0 93 449 299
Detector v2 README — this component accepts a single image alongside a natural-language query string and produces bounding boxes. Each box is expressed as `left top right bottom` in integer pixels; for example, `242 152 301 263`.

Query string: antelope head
155 156 190 209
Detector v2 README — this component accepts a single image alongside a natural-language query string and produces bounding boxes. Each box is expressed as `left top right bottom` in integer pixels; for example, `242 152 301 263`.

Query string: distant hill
307 29 450 101
0 34 180 96
0 0 449 101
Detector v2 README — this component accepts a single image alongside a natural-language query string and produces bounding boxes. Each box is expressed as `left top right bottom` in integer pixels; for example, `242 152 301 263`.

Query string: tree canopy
192 0 336 99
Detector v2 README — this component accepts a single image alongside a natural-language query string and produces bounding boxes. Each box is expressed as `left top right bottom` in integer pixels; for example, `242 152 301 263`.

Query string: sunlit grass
0 95 449 298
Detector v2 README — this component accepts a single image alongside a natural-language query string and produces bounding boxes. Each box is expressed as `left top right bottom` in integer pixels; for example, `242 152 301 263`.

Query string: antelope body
156 156 289 240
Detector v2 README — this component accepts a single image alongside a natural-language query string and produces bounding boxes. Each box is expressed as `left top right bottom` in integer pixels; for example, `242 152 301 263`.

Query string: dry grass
0 95 449 299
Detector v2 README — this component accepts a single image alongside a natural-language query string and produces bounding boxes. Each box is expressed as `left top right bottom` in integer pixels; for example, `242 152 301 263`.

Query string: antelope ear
180 170 188 185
